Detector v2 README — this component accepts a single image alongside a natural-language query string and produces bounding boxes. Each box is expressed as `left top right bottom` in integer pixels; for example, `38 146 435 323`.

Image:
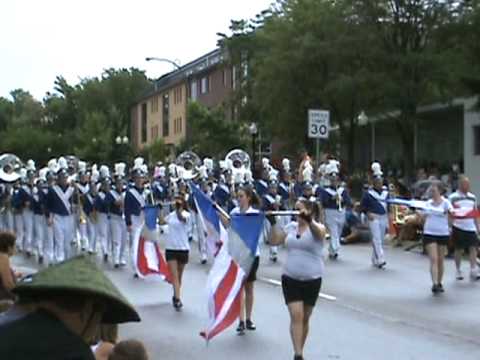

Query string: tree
186 102 247 158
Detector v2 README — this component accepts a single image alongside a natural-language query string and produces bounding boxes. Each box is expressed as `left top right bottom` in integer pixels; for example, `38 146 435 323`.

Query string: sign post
308 109 330 171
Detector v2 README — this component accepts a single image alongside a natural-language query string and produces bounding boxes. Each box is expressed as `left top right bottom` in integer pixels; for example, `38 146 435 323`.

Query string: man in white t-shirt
448 177 480 280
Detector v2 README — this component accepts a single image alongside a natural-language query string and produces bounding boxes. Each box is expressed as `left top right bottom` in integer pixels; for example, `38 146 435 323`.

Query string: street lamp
358 111 375 163
145 57 181 70
248 123 258 172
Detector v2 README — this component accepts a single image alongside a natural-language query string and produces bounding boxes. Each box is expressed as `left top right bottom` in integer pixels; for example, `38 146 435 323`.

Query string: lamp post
145 57 181 70
249 122 258 173
115 135 129 162
358 111 374 163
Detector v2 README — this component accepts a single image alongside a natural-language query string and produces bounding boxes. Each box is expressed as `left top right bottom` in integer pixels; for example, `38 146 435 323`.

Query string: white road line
259 277 337 302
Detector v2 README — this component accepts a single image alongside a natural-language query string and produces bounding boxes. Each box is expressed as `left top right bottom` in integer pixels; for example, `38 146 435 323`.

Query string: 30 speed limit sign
308 109 330 139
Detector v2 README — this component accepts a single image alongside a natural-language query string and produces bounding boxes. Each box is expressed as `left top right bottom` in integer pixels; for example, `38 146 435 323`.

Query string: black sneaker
114 264 120 269
438 284 445 293
378 261 387 269
103 254 108 262
38 256 44 265
201 259 207 265
246 319 256 331
294 355 304 360
173 298 183 311
431 284 439 294
236 321 245 335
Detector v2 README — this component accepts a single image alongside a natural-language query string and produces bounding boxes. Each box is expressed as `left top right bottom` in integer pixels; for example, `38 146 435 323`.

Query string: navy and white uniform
12 185 25 251
213 182 232 211
262 192 280 261
31 185 45 260
83 191 97 253
124 186 145 275
94 190 110 258
41 185 55 264
107 186 127 266
0 184 14 232
317 185 352 257
19 184 35 254
360 187 389 266
76 183 90 250
46 184 75 262
255 179 269 198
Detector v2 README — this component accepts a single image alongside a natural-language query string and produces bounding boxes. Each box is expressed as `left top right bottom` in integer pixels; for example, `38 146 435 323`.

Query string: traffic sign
308 109 330 139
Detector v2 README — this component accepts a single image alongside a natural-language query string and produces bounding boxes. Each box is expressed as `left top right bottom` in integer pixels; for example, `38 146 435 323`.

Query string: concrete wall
464 98 480 198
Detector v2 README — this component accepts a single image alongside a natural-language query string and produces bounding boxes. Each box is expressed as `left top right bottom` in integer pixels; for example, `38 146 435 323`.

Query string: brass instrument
175 151 202 180
225 149 251 185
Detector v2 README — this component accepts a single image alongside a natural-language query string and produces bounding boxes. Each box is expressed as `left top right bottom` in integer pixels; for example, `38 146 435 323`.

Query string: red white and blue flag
388 198 480 219
191 183 264 341
134 205 171 283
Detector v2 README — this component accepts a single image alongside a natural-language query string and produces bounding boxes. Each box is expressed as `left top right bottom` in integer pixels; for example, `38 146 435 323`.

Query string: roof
135 48 226 103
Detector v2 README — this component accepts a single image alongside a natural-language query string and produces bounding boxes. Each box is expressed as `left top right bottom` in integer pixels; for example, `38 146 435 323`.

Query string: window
191 80 198 100
141 103 147 143
201 76 209 94
178 116 182 133
474 125 480 155
174 87 183 105
223 69 228 87
151 96 159 113
232 65 237 90
162 94 169 137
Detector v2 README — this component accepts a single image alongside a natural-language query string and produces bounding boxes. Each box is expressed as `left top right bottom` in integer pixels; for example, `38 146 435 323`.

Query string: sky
0 0 273 101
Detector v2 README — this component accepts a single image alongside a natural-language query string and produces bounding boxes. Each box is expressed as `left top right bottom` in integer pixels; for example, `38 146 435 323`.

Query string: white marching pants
194 213 208 261
23 209 34 253
325 209 346 256
33 214 45 258
53 214 74 262
3 210 14 232
86 217 97 253
96 213 110 257
130 215 144 275
14 213 24 251
368 215 388 265
45 221 55 264
78 217 89 251
110 214 127 265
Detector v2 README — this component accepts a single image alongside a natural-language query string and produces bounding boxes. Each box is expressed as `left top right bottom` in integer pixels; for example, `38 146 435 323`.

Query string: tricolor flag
191 183 224 257
191 183 265 341
135 205 171 283
388 198 480 219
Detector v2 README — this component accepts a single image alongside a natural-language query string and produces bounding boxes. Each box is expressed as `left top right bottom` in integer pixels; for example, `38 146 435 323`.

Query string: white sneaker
470 269 480 281
456 270 464 280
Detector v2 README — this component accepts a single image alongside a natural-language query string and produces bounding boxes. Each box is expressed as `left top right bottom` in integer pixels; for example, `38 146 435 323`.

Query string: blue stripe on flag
190 183 220 233
230 213 264 256
144 205 159 231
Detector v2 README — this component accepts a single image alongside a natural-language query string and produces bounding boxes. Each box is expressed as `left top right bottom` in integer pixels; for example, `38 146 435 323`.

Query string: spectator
341 203 371 244
0 231 19 312
0 255 140 360
92 324 119 360
108 340 148 360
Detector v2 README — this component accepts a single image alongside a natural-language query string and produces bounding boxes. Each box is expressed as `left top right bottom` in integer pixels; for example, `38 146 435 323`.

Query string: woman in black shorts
270 198 326 360
162 195 192 310
416 184 452 294
221 186 261 335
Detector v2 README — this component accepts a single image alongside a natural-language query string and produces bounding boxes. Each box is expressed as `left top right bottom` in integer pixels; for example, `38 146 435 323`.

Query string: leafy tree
140 139 168 165
185 102 247 158
0 97 13 131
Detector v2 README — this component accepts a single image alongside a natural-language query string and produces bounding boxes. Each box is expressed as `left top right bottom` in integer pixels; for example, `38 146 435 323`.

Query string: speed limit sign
308 109 330 139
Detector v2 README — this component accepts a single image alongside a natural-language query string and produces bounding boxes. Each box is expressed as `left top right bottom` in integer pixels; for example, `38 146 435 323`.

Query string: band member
448 176 480 281
42 170 56 264
220 186 261 335
95 176 111 263
262 180 281 262
416 184 452 293
161 195 193 310
317 161 351 259
360 163 389 269
12 179 24 253
84 179 98 254
75 164 90 252
270 198 326 360
19 169 36 257
32 175 46 264
46 168 75 262
125 168 146 277
107 164 128 268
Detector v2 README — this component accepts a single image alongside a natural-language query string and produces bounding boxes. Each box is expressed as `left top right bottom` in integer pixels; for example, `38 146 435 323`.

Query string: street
13 241 480 360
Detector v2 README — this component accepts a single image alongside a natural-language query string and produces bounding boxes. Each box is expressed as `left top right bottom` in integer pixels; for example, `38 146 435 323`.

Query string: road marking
259 277 337 301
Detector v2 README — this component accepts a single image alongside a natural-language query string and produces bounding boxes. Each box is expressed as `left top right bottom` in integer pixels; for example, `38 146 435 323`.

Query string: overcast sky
0 0 272 100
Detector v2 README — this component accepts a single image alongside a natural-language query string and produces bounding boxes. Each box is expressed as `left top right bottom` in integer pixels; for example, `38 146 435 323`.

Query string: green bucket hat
13 255 140 324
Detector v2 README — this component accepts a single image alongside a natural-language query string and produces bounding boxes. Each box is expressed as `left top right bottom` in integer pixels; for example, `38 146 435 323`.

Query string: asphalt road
12 241 480 360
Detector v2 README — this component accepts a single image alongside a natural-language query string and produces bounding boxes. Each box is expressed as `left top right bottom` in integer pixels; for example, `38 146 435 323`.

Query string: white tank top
422 197 452 237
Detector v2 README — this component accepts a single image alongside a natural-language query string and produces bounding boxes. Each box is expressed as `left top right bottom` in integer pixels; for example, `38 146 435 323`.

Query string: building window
232 65 237 90
141 103 147 143
162 94 169 137
474 125 480 155
201 76 209 94
174 87 183 105
191 80 198 100
151 96 159 113
223 69 228 87
179 116 182 133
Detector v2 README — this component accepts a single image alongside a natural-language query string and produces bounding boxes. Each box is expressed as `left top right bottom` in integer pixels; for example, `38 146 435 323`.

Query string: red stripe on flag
202 286 243 340
137 237 172 283
213 260 239 318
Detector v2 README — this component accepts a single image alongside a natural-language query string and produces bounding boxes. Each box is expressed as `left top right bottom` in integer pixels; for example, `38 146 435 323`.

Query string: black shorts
165 249 189 264
246 256 260 283
422 234 449 246
281 275 322 307
452 227 479 249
